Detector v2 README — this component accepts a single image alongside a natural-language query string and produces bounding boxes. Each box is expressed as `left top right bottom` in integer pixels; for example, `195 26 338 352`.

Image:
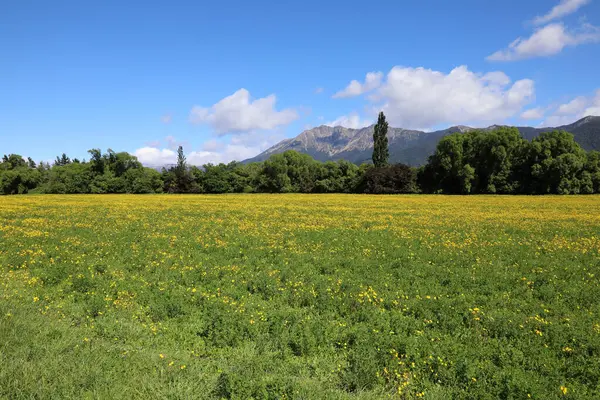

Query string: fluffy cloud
134 144 259 166
487 23 600 61
542 115 579 126
189 133 282 165
521 107 545 120
584 96 600 116
543 89 600 126
161 114 172 124
333 72 383 98
186 145 261 165
326 112 372 129
134 133 283 166
314 87 324 94
189 89 298 135
134 147 177 166
364 65 534 129
533 0 590 25
555 96 589 115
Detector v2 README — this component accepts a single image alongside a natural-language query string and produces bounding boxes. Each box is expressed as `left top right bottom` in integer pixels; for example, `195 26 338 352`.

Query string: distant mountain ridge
243 116 600 166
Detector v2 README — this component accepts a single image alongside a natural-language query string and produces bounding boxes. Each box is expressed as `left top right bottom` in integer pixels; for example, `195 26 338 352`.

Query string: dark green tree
0 167 41 194
88 149 105 175
1 154 27 170
54 153 71 166
257 153 292 193
107 151 142 177
124 168 163 193
163 146 196 193
360 163 417 194
584 151 600 193
282 151 317 192
419 128 527 194
524 131 587 194
199 163 237 193
43 162 91 193
372 112 389 168
176 146 186 175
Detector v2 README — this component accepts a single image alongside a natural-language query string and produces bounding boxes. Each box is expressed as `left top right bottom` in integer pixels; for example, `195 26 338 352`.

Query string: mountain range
243 116 600 166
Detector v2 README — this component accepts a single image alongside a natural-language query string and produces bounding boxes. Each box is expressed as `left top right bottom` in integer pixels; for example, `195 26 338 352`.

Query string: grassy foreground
1 194 599 399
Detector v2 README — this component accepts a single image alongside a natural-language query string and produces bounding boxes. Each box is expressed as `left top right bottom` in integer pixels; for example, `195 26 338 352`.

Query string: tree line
2 112 599 195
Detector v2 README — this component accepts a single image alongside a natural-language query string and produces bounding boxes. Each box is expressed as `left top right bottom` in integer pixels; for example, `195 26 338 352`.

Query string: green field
1 194 599 399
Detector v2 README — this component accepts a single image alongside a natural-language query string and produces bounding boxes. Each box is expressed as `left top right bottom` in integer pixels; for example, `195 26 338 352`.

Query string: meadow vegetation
1 194 599 399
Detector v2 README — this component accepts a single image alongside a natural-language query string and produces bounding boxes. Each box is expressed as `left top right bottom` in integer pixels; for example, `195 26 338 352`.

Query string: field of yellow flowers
1 194 599 399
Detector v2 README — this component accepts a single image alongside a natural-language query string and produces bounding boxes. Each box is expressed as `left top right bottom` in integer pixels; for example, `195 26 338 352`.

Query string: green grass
1 194 599 399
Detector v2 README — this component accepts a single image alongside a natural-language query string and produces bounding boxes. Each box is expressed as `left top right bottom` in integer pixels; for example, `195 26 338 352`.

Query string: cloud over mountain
189 89 298 134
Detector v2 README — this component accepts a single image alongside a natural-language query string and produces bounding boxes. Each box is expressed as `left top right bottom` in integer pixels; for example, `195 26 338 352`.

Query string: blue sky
2 0 600 165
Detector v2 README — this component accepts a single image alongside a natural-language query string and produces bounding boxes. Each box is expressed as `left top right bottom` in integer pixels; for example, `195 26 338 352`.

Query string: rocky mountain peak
243 117 600 166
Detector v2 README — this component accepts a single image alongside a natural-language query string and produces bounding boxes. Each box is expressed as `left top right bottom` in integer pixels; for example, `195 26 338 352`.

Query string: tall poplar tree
372 111 389 167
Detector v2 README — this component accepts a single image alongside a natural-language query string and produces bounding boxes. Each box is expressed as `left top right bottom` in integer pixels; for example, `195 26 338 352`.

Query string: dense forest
2 127 600 195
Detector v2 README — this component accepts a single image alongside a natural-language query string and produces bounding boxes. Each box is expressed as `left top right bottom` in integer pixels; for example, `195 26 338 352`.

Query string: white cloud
542 115 579 126
571 91 600 117
326 112 373 129
556 96 588 115
585 100 600 117
186 145 258 165
363 65 534 129
314 87 324 94
134 132 283 166
134 147 177 166
161 114 172 124
481 71 512 87
533 0 590 25
134 144 259 166
189 88 298 134
542 89 600 126
333 72 383 98
189 133 284 164
487 22 600 61
521 107 545 120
